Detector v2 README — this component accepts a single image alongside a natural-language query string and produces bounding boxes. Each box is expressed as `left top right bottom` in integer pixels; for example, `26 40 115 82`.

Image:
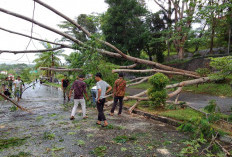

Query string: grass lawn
43 82 61 88
124 101 232 135
183 83 232 97
124 101 204 122
130 82 149 89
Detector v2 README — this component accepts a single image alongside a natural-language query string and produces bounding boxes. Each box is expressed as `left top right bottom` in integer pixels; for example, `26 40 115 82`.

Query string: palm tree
33 41 65 82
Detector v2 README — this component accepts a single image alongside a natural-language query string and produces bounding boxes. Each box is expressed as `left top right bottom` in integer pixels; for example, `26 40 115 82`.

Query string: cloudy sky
0 0 158 64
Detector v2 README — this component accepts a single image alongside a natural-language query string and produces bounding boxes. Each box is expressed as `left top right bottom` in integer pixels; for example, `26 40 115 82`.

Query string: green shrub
148 73 169 106
195 68 211 77
204 100 217 113
148 73 169 90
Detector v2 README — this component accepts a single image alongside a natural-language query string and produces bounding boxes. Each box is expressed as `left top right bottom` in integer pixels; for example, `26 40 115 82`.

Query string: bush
148 73 169 107
195 68 211 77
148 73 169 90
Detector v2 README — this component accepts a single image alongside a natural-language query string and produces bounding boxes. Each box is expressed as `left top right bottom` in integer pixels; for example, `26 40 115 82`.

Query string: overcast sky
0 0 158 64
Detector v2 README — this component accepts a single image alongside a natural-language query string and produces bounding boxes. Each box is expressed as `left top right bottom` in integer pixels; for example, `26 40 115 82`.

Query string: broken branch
0 46 64 54
0 93 33 113
39 67 82 72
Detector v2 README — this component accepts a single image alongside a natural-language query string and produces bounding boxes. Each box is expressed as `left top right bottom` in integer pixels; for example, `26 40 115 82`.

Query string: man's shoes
83 116 88 119
109 113 114 116
70 116 75 120
96 121 101 125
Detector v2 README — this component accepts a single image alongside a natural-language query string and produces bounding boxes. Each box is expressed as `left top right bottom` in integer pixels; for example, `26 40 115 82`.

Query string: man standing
110 73 126 116
8 76 13 92
69 75 89 120
14 76 23 102
61 75 69 100
95 73 112 127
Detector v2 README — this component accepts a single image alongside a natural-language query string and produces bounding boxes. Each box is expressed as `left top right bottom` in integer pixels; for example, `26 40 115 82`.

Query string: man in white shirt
14 76 23 102
95 72 112 127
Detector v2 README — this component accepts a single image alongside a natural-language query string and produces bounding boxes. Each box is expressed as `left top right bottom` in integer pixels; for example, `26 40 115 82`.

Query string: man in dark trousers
95 73 112 127
110 73 126 116
61 75 69 100
69 75 89 120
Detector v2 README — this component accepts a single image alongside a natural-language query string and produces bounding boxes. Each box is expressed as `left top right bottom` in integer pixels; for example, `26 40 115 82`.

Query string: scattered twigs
215 140 231 156
200 133 219 155
0 93 33 113
128 100 140 114
39 67 83 72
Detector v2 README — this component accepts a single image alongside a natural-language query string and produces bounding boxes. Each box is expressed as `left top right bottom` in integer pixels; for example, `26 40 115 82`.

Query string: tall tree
154 0 173 56
33 42 64 81
101 0 148 57
58 14 99 42
144 12 166 62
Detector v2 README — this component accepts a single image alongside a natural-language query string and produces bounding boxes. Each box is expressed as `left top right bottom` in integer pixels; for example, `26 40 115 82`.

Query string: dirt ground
0 83 190 157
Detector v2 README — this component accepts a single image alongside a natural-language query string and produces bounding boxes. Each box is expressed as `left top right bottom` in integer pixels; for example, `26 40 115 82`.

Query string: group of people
1 76 24 102
64 72 126 127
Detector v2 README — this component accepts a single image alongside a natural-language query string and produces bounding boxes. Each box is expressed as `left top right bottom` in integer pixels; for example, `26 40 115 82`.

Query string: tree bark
178 46 184 59
119 63 137 69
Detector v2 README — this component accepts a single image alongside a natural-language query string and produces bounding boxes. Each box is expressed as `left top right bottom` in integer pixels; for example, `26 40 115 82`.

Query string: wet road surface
0 82 190 157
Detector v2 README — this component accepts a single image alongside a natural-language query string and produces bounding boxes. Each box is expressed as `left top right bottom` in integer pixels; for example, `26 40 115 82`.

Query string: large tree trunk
228 24 231 55
209 23 215 54
178 46 184 59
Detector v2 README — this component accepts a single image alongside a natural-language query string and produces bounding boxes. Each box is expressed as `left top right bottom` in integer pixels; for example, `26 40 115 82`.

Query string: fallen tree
113 68 200 78
0 93 32 113
39 67 83 72
0 46 64 54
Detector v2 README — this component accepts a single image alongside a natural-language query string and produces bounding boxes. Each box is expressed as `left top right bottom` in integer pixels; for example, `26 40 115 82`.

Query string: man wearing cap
95 72 112 127
69 75 89 120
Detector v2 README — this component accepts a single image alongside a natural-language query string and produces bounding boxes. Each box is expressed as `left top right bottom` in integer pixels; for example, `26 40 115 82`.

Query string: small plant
113 135 137 144
195 68 210 77
67 132 76 135
48 113 57 117
179 138 206 156
8 151 32 157
9 106 18 112
77 140 85 146
36 116 44 122
120 147 127 152
204 100 217 113
87 134 94 138
0 137 27 151
51 147 64 151
90 146 107 157
43 132 55 140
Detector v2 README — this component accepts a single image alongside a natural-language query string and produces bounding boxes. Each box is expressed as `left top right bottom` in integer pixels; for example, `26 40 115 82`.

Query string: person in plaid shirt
110 73 126 116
